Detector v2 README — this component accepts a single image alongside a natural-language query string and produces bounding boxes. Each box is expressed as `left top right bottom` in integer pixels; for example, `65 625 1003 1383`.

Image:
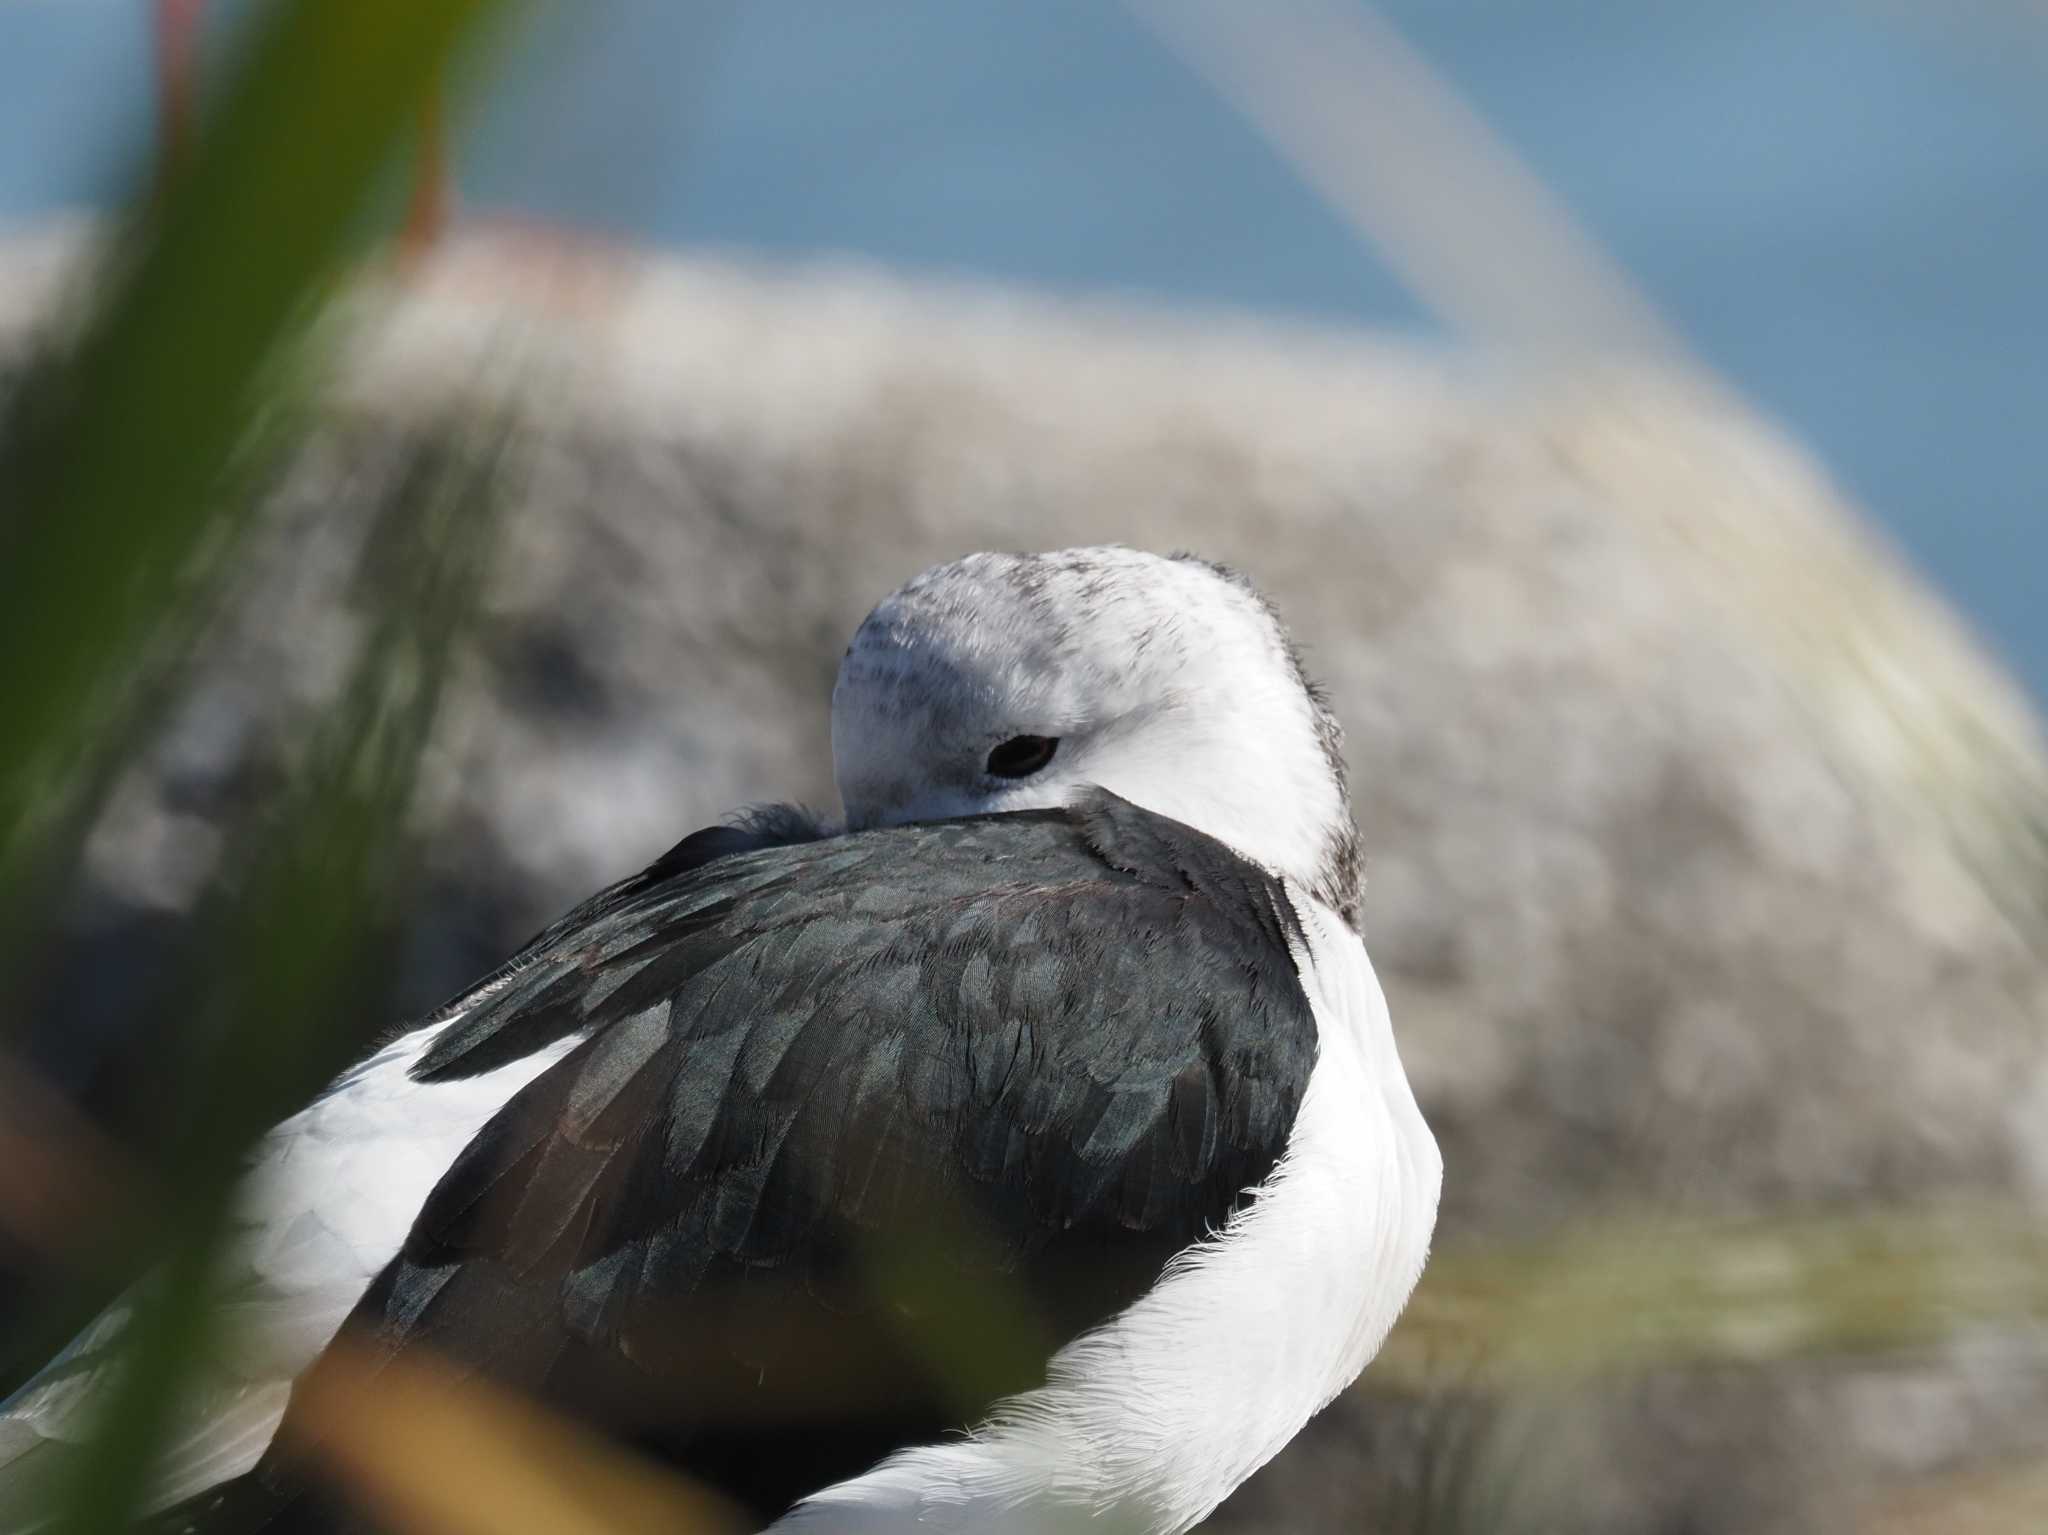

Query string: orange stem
153 0 206 187
399 89 453 263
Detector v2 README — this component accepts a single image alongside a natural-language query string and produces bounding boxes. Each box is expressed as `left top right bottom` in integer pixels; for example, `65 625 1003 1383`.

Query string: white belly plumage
0 896 1438 1535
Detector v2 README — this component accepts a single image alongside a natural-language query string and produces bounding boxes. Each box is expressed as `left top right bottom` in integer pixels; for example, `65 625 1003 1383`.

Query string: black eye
985 735 1059 779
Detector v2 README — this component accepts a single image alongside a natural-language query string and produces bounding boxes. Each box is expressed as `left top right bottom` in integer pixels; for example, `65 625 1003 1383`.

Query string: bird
0 545 1441 1533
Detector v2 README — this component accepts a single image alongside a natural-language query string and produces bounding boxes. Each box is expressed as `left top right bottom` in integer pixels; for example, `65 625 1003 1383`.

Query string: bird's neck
1080 685 1355 915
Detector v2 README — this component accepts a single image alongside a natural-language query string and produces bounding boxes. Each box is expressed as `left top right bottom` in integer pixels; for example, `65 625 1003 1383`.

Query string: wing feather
204 794 1319 1529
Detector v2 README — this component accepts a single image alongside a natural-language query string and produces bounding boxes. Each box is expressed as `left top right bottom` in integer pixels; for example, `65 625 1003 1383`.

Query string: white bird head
832 546 1362 924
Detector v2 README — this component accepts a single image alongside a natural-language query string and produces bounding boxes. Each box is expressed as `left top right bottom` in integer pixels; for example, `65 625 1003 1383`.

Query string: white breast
772 893 1442 1535
0 1019 577 1528
225 1024 582 1374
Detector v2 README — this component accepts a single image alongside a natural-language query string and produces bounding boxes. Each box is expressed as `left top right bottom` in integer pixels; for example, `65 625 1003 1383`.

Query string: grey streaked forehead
856 545 1344 745
835 548 1335 744
835 551 1199 769
844 549 1328 736
848 547 1200 671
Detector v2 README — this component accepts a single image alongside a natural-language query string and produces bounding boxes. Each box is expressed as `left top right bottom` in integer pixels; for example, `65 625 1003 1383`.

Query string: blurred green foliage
1382 1204 2048 1388
49 410 513 1535
0 2 517 1528
0 0 512 905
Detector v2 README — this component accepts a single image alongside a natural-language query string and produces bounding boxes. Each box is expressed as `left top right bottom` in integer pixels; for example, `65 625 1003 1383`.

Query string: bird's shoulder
378 787 1322 1327
409 788 1312 1088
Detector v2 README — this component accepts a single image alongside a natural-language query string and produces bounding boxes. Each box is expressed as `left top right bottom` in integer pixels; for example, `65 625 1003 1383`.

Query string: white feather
0 1021 577 1530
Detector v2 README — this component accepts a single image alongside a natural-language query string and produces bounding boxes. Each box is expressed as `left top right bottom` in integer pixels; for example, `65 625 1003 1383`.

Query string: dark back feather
189 790 1319 1530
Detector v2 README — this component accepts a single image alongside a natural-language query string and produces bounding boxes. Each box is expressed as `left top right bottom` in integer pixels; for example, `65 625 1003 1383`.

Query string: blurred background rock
2 2 2045 1532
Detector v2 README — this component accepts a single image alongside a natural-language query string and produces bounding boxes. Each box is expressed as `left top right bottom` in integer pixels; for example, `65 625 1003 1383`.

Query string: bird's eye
985 735 1059 779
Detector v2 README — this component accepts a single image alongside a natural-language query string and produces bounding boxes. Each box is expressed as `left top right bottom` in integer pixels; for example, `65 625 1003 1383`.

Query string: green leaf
0 0 515 890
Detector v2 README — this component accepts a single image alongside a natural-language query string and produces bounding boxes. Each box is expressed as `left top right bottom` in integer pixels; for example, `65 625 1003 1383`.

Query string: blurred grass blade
54 1198 236 1535
1123 0 1678 364
287 1340 746 1535
859 1204 1060 1422
1374 1203 2048 1390
1127 0 2048 951
0 382 317 995
49 409 515 1535
0 0 515 897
